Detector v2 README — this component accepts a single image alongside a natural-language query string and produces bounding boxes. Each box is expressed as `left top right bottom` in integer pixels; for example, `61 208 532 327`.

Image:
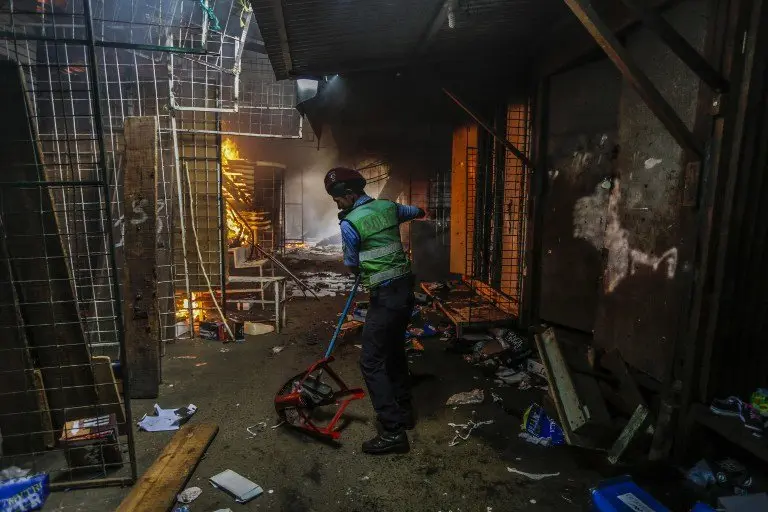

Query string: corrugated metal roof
249 0 568 80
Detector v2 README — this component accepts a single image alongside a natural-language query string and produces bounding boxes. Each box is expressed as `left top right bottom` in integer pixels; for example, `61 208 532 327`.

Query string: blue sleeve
396 203 422 223
339 220 361 267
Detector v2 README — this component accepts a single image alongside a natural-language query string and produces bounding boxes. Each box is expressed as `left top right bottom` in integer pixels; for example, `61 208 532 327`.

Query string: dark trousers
359 275 415 433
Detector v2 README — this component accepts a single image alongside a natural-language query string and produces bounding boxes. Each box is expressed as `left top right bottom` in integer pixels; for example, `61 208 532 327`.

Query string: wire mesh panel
0 26 135 488
500 103 529 305
428 167 451 247
462 103 531 320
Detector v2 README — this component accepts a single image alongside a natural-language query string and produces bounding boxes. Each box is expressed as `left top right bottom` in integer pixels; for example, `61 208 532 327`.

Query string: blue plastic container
590 476 670 512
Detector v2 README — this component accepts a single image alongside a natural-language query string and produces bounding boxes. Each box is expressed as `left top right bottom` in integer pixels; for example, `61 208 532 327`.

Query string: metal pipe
251 240 320 300
82 0 137 483
324 276 361 359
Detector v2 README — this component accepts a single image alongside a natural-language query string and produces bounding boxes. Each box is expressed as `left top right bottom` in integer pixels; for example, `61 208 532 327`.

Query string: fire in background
221 138 254 246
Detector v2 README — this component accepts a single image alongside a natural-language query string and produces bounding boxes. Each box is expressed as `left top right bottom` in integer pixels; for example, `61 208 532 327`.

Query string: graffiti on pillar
573 177 678 293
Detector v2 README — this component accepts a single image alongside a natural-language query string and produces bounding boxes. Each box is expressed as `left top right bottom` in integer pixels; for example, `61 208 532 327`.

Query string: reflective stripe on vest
359 241 403 262
368 265 410 287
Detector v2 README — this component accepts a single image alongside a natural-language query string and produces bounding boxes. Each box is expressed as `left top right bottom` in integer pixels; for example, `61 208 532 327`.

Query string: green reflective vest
343 199 411 289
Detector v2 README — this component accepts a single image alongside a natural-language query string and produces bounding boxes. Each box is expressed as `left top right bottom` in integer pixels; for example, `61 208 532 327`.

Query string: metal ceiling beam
417 0 451 54
619 0 729 92
442 88 534 169
562 0 703 160
271 0 293 75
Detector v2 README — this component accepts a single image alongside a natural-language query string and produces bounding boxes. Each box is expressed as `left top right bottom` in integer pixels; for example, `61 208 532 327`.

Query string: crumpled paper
177 486 202 504
446 389 484 406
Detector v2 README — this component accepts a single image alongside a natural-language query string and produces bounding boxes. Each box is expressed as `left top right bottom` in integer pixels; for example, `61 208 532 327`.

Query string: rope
199 0 221 31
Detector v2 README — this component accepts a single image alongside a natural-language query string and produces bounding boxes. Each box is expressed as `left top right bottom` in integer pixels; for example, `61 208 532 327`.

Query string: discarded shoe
710 396 766 434
362 430 410 455
710 396 742 418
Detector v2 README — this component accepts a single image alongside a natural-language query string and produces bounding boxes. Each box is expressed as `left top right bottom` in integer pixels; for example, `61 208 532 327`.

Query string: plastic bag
521 403 565 446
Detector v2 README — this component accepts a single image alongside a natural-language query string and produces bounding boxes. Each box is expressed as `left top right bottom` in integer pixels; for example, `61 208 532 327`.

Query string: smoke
285 145 345 241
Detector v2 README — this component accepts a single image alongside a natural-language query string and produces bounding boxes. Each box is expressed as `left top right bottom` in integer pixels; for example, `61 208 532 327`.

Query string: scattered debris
172 506 190 512
0 467 30 480
174 355 197 360
194 362 207 367
406 339 425 353
210 469 264 504
247 422 268 437
530 499 537 505
176 486 202 504
220 347 230 353
271 346 285 354
360 475 370 481
448 418 494 446
354 344 363 349
519 432 553 447
506 467 560 481
687 459 716 487
495 367 526 385
244 322 275 336
137 404 197 432
268 490 274 494
270 421 285 429
213 509 234 512
446 389 485 406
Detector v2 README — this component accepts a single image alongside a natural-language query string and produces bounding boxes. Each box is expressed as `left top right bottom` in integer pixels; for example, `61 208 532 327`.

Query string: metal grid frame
428 166 452 247
0 0 304 488
0 0 136 489
462 102 531 319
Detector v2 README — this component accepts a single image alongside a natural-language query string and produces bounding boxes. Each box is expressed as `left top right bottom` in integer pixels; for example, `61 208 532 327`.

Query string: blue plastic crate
591 476 670 512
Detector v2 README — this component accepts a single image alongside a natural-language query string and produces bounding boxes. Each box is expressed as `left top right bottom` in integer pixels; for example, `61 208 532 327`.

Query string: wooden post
122 117 160 398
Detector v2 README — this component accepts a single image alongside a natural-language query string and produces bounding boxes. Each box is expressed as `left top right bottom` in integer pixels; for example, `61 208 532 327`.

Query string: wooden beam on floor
116 422 219 512
122 117 160 398
619 0 729 92
561 0 703 160
608 404 650 464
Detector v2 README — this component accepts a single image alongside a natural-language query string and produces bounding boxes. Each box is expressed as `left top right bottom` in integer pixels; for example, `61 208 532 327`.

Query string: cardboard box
199 321 226 340
59 414 123 470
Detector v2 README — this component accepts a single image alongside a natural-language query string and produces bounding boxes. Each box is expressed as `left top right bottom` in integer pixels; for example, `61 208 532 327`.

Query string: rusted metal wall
592 0 708 381
537 0 710 381
539 59 622 332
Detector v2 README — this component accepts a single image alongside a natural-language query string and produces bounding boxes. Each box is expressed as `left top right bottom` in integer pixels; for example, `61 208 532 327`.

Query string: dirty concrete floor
46 293 669 512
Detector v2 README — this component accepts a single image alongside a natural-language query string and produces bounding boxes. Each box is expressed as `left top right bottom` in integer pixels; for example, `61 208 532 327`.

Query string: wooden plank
122 117 160 399
116 422 219 512
0 60 98 429
561 0 703 160
535 328 588 433
91 356 127 432
607 404 650 464
32 370 55 449
450 125 469 274
619 0 728 92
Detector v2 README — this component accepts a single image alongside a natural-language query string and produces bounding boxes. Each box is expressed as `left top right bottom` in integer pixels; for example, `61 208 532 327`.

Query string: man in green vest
325 167 425 454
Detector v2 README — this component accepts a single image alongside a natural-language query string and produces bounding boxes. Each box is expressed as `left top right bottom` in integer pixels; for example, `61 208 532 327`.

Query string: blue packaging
591 476 670 512
690 504 716 512
0 474 49 512
521 403 565 446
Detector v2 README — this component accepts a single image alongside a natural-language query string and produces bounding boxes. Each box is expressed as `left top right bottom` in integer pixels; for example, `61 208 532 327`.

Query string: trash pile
287 272 356 298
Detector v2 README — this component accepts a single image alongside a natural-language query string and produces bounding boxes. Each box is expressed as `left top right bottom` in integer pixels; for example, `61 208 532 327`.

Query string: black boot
362 430 410 455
